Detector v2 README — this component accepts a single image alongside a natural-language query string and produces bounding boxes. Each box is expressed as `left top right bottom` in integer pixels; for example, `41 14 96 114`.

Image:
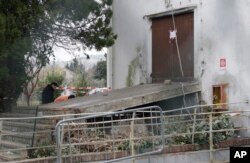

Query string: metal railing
0 101 249 163
0 110 109 163
162 101 249 163
55 106 164 163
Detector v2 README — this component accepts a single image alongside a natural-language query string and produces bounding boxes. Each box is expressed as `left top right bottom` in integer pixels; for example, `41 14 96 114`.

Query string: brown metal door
152 12 194 83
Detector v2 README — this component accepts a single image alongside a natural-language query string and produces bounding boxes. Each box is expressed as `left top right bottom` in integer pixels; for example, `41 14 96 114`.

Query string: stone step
0 113 55 124
0 151 27 162
3 121 53 132
0 140 28 161
0 140 27 150
11 106 38 115
1 131 52 145
5 119 54 125
37 109 68 116
0 113 36 118
10 106 66 117
9 106 63 117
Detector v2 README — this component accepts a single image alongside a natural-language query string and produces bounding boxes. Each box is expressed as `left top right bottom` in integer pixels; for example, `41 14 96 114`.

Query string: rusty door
152 12 194 83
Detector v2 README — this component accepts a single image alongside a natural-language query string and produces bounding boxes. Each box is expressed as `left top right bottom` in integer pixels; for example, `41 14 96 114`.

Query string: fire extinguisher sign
220 58 226 70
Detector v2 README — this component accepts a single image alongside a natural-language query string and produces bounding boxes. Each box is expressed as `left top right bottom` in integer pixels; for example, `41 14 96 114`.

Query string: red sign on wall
220 58 226 68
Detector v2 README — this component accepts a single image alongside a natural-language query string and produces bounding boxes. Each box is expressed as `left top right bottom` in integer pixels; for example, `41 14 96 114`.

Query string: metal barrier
55 106 164 163
162 101 250 163
0 101 249 163
0 111 107 163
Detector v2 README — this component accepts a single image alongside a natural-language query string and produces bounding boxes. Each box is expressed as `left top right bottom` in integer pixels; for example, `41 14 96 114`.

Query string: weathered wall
109 0 250 108
109 0 200 89
198 0 250 109
109 0 166 89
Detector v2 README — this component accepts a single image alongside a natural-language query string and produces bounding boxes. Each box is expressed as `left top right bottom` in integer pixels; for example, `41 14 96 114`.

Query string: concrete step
3 121 53 132
0 113 55 124
37 109 67 116
1 131 52 145
0 113 36 118
0 140 28 161
0 140 27 150
8 106 65 117
11 106 38 115
0 151 27 162
0 141 27 156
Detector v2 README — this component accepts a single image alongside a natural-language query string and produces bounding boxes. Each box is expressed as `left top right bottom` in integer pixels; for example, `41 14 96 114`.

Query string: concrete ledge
39 82 201 114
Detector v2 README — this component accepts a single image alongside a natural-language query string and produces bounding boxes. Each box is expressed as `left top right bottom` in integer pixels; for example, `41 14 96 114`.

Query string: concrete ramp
39 82 201 114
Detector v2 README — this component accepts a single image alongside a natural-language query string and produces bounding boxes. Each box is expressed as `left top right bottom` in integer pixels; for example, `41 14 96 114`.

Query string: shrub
164 114 234 145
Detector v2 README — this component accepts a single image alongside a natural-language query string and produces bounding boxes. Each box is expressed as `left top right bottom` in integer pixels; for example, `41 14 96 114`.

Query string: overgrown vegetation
126 57 139 87
164 114 234 145
94 60 107 85
28 141 56 158
117 139 153 154
28 141 79 158
66 58 86 74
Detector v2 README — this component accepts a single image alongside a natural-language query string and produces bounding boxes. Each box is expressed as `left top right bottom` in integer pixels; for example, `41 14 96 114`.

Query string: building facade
108 0 250 107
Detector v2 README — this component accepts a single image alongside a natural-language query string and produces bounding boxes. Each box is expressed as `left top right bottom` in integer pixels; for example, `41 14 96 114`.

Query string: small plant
28 141 56 158
117 139 154 154
212 114 234 143
62 145 79 155
137 140 153 153
118 140 130 152
164 116 191 144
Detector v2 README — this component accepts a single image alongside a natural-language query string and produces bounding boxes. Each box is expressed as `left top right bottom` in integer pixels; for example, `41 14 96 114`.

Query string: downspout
107 47 113 88
107 3 114 88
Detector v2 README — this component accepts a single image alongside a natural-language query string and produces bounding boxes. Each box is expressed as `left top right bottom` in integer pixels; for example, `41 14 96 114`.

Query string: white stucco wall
109 0 200 89
109 0 250 108
198 0 250 108
109 0 167 89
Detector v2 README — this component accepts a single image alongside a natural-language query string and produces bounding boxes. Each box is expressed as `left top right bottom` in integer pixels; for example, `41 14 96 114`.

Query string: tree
0 0 116 111
94 60 107 86
0 0 49 111
66 56 89 96
23 43 53 106
73 74 88 87
23 73 40 107
48 0 117 51
65 58 86 74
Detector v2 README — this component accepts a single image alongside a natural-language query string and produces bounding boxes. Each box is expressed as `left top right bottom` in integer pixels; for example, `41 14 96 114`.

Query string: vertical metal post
56 124 62 163
209 113 213 163
148 155 151 163
31 106 39 147
130 112 136 163
0 120 2 143
111 115 115 159
67 123 72 163
192 108 197 143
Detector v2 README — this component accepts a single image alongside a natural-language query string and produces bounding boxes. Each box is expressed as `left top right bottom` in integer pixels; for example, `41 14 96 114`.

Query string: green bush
164 114 234 145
